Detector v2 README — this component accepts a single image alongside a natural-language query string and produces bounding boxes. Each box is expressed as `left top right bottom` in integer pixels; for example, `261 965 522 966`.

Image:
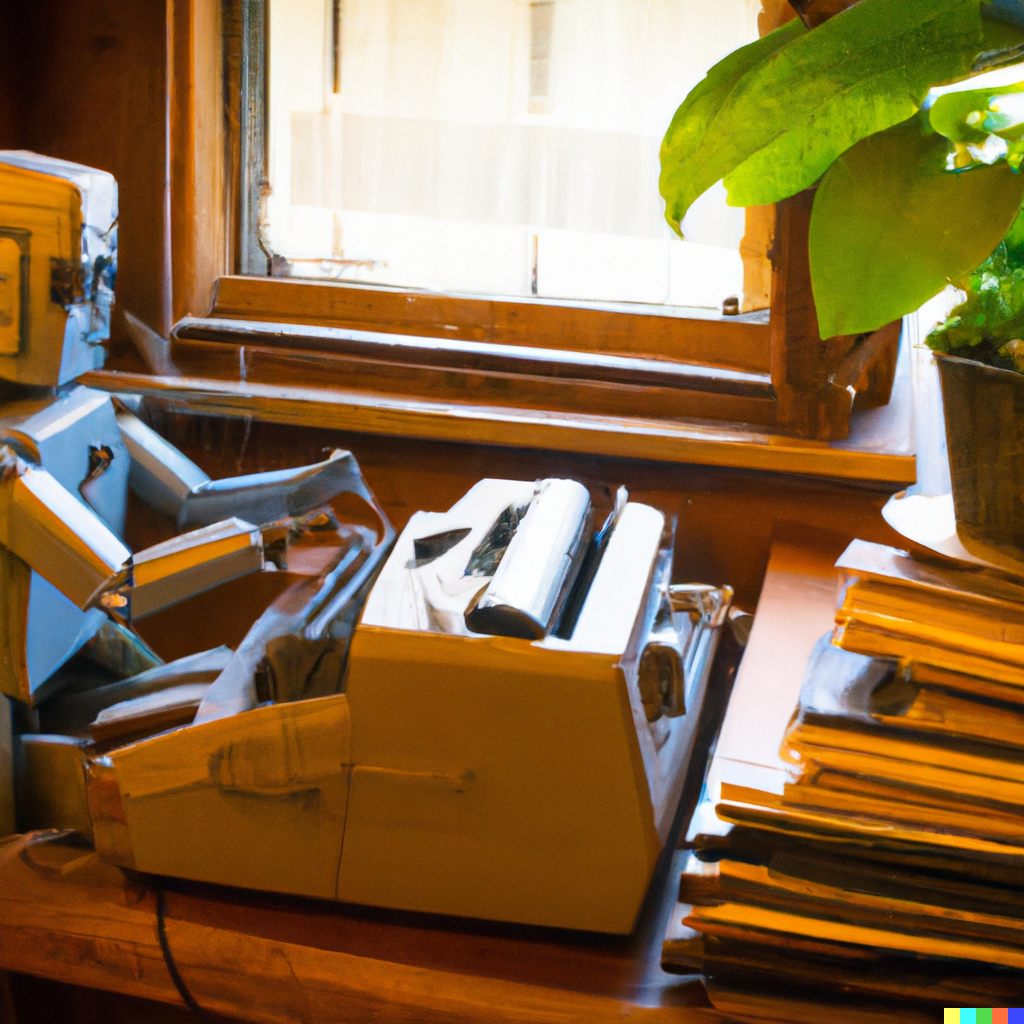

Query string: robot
0 152 391 843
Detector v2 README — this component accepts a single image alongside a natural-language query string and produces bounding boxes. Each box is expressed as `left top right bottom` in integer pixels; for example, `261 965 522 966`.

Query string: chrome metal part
465 478 591 640
114 518 264 620
177 448 369 532
114 400 210 520
195 456 395 723
639 581 735 723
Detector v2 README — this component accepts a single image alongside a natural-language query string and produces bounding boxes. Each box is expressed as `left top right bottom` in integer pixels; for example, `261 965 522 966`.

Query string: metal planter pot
936 352 1024 564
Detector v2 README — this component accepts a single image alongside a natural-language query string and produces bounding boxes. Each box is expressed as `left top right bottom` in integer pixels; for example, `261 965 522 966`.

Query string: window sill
79 351 914 486
207 275 772 373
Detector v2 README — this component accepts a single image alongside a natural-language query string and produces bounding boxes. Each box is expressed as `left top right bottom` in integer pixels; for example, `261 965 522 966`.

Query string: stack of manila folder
663 530 1024 1022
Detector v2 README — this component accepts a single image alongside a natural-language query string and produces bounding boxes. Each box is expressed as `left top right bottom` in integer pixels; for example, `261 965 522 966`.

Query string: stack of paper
664 534 1024 1021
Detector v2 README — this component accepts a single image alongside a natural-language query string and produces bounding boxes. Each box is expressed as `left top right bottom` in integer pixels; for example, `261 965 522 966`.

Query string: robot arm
0 445 131 610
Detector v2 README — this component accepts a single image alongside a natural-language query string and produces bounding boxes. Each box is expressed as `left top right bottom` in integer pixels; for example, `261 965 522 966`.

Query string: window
263 0 760 311
113 0 910 472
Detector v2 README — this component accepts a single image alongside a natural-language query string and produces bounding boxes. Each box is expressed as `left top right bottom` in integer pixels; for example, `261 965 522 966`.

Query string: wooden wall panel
0 2 23 149
139 408 908 613
6 0 170 339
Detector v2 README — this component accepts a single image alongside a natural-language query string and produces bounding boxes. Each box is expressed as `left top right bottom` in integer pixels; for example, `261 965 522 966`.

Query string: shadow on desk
0 639 743 1024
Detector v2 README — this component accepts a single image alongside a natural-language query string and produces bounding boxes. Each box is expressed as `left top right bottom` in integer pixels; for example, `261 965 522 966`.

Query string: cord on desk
155 887 210 1020
0 970 18 1024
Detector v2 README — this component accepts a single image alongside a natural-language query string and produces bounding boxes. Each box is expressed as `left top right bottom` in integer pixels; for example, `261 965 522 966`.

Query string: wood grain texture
0 828 722 1023
2 0 227 338
768 192 901 440
763 0 901 440
740 204 775 314
172 318 774 398
169 0 228 324
787 0 862 29
167 317 778 427
169 345 776 426
738 2 798 314
769 191 850 439
78 368 916 487
81 381 909 613
209 276 773 373
0 637 752 1023
846 320 902 412
759 0 801 33
6 0 170 338
222 0 244 284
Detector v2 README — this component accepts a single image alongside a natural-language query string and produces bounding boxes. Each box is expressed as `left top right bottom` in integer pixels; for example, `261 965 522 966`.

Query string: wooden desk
0 367 912 1023
0 638 742 1024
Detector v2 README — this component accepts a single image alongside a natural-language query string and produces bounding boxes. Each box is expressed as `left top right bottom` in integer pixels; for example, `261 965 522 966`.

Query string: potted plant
926 207 1024 564
659 0 1024 560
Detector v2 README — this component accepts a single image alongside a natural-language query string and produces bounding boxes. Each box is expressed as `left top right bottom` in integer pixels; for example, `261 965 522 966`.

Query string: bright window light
266 0 761 310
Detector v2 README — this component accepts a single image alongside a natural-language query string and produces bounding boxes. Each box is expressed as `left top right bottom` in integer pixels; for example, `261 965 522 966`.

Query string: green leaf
926 201 1024 367
659 18 806 235
720 0 984 208
1003 190 1024 255
930 87 1018 144
929 80 1024 171
809 117 1024 338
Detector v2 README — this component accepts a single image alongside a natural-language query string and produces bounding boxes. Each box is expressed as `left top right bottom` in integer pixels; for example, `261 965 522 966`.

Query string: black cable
155 887 210 1019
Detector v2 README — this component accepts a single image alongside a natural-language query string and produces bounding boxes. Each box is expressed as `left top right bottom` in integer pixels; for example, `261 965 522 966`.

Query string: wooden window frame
96 0 912 486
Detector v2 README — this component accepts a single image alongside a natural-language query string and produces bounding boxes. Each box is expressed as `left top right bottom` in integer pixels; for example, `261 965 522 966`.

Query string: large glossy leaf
720 0 984 208
1004 191 1024 255
809 117 1024 338
659 18 806 235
